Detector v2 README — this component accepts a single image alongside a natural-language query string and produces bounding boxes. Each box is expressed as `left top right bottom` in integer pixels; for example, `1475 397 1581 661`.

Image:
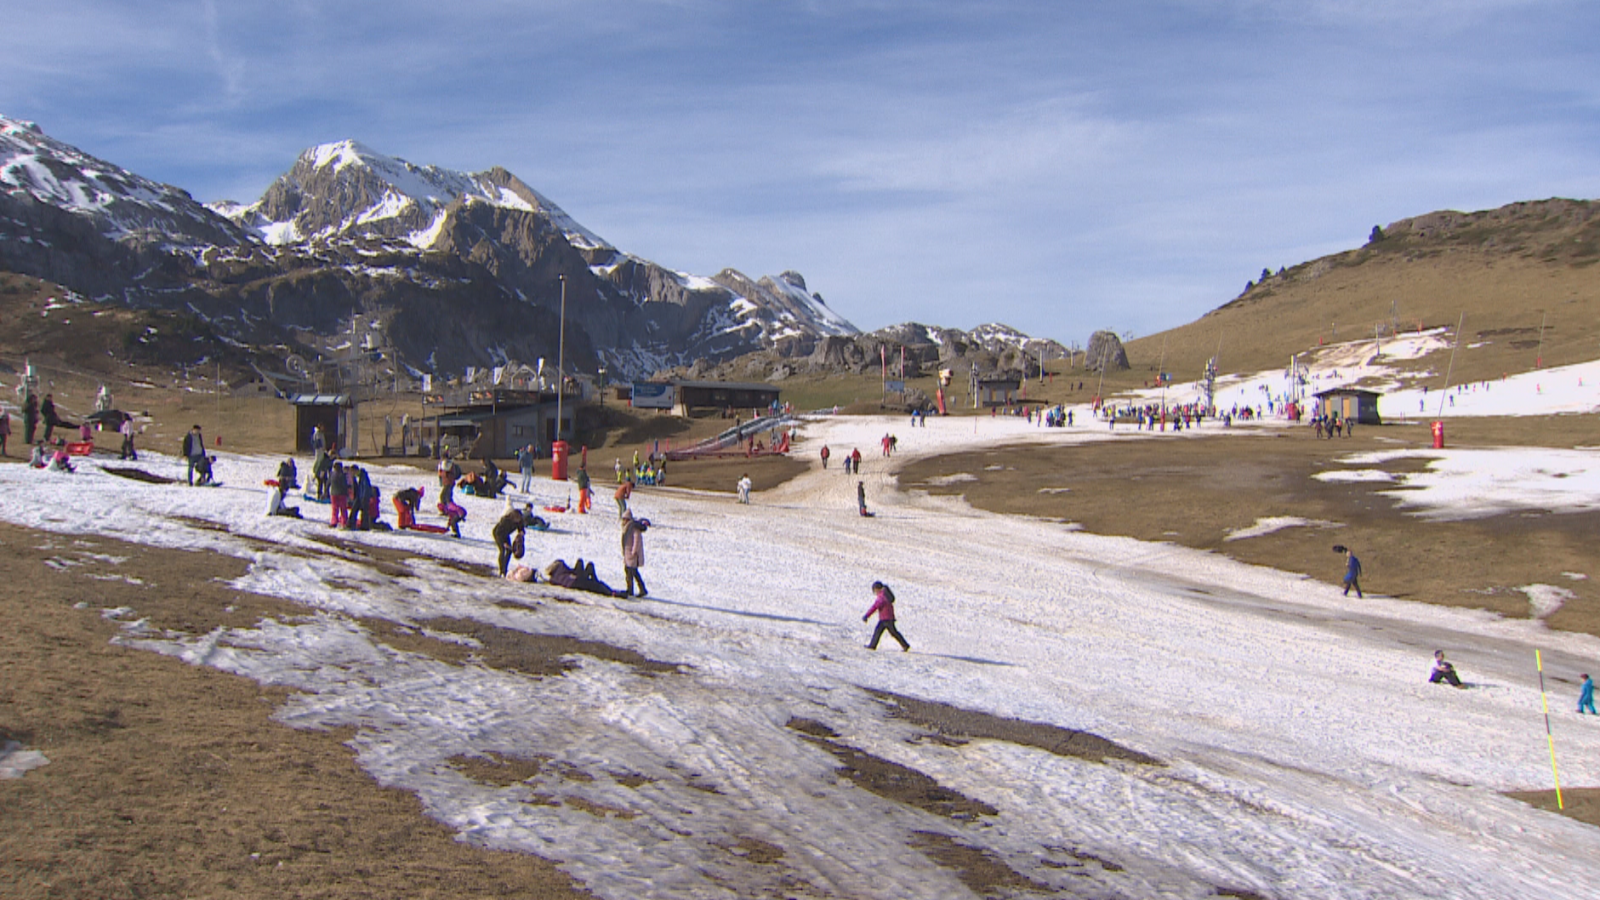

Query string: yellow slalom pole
1536 650 1565 810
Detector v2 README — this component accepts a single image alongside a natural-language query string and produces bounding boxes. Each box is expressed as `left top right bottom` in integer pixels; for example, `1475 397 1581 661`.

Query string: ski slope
2 397 1599 898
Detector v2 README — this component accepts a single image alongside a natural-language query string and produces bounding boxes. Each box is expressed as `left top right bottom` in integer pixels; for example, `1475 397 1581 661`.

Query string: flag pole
1536 649 1565 810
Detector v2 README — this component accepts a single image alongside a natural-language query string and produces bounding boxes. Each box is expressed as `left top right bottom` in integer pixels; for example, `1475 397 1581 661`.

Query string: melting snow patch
1563 572 1588 581
1314 469 1395 483
924 473 977 487
1520 584 1574 619
1223 517 1339 541
0 741 49 779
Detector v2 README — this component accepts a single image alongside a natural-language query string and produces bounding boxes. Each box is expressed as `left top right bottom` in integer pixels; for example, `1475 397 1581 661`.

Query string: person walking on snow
1334 545 1362 598
575 464 593 514
1580 673 1596 714
182 424 207 486
0 407 9 456
737 473 752 504
620 513 650 597
614 478 634 518
820 445 830 469
863 581 910 651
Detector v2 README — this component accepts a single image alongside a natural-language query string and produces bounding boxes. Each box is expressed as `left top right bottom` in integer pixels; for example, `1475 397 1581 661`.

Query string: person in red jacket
863 581 909 651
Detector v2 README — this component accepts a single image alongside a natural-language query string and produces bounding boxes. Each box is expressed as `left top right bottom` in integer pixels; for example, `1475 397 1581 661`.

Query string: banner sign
631 382 676 409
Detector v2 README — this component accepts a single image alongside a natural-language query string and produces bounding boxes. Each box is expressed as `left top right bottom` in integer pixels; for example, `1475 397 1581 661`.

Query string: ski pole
1536 650 1564 810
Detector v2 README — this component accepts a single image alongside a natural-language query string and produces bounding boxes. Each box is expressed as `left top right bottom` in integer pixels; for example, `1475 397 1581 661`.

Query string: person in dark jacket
276 458 300 492
329 461 350 528
517 444 535 494
393 487 422 529
863 581 909 651
22 393 38 444
575 464 592 514
493 506 530 577
182 424 206 486
541 558 620 596
1429 650 1463 688
40 394 58 442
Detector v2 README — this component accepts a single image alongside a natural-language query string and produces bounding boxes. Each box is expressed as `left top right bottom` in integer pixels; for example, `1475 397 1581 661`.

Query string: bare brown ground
1503 788 1600 828
0 519 593 900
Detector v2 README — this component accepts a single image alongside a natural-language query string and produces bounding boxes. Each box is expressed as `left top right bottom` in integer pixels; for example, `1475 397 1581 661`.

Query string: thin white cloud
2 0 1597 343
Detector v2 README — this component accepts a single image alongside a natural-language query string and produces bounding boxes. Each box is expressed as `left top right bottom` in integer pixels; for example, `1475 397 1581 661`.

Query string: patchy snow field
3 400 1600 899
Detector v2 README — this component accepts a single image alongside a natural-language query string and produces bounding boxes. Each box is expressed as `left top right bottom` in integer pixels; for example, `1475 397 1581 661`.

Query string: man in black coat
493 506 530 578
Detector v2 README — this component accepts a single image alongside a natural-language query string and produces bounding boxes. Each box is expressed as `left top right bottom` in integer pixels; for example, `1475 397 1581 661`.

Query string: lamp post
597 364 607 408
555 273 566 443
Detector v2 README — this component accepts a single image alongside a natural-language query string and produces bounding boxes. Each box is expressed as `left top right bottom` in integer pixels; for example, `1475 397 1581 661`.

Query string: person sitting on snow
47 440 75 473
276 458 300 492
29 441 48 469
194 454 216 486
1429 650 1464 688
265 479 302 518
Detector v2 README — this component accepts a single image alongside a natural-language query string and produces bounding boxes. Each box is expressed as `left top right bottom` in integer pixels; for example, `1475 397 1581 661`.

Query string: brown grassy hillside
1125 198 1600 386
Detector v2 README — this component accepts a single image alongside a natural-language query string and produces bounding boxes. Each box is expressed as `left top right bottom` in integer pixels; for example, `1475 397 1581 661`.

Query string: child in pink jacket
863 581 909 651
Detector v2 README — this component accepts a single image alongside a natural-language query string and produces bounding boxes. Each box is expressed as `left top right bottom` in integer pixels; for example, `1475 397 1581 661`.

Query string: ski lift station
1314 387 1384 425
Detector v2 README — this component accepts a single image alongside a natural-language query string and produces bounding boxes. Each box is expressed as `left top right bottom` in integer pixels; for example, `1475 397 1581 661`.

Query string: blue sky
5 1 1597 344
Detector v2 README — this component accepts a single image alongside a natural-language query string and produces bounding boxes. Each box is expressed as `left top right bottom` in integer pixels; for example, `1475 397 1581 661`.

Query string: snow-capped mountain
215 140 607 252
870 321 1067 363
2 117 252 251
1 116 859 378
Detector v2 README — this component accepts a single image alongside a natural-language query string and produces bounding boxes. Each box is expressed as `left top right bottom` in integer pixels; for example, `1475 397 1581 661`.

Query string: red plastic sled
66 441 94 456
408 523 449 533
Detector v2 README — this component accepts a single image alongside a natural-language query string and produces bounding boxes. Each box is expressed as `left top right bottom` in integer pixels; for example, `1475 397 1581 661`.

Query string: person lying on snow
541 558 623 596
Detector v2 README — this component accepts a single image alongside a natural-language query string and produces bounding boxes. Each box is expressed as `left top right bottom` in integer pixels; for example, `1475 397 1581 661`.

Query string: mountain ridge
0 116 871 381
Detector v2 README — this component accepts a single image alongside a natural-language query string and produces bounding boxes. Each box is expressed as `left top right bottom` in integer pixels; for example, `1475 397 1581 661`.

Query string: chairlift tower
1203 356 1218 415
1286 353 1308 409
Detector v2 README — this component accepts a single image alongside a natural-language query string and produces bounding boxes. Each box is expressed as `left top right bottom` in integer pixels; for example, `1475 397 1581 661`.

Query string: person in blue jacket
1334 545 1363 598
1579 674 1595 715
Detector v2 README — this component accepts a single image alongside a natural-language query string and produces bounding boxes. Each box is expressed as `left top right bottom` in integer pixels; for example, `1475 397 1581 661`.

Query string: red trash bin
550 440 569 481
1431 420 1445 449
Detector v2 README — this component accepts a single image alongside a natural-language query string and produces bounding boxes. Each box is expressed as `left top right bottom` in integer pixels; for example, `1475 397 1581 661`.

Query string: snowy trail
4 408 1600 898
